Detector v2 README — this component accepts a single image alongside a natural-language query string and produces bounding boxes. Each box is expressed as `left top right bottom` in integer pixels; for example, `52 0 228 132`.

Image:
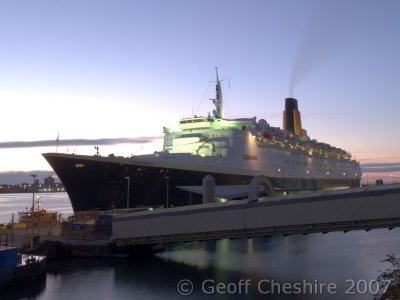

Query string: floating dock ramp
112 184 400 246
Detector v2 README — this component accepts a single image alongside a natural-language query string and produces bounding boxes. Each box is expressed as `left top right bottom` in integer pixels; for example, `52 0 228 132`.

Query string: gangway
112 184 400 246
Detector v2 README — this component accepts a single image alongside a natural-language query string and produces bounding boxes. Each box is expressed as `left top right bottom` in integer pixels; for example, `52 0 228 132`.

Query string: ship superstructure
43 69 361 211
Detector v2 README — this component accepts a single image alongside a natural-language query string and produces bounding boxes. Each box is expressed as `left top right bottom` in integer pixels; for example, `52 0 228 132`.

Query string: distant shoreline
0 191 66 194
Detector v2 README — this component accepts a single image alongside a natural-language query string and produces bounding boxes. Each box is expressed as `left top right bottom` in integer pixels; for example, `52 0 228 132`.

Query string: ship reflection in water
2 229 399 299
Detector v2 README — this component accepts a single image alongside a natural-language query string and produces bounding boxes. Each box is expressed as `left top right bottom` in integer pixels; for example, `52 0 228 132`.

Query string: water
1 193 399 299
0 193 73 224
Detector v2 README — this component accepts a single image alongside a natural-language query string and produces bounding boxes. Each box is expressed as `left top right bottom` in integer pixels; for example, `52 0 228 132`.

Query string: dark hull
43 153 360 212
0 257 46 289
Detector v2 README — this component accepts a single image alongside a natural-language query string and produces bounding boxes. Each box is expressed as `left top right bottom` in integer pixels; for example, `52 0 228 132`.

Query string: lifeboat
261 131 273 141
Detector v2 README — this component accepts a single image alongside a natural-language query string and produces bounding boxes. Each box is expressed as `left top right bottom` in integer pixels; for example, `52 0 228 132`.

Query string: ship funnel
283 98 303 135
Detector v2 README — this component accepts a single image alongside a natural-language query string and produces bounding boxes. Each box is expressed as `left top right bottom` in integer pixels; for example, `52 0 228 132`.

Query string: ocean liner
43 69 361 212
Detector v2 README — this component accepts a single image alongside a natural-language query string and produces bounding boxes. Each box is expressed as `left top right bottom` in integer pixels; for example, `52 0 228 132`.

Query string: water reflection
1 230 399 300
1 190 399 299
1 274 47 300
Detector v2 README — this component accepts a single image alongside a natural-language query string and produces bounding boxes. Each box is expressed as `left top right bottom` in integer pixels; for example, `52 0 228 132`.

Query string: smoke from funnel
289 41 332 97
288 2 359 97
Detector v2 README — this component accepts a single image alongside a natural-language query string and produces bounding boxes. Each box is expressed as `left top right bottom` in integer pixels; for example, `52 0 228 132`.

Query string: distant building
44 176 55 187
0 177 64 194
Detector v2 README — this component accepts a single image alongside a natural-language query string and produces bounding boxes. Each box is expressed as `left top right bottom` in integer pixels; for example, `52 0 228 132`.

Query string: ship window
177 133 204 138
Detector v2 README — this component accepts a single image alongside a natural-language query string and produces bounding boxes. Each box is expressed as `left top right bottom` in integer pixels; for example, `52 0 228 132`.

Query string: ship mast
211 67 223 119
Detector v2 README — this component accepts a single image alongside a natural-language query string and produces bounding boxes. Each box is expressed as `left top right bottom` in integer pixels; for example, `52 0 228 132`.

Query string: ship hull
43 153 359 212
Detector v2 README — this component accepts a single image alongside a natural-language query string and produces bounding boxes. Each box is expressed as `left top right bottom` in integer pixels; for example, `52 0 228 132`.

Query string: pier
112 184 400 246
2 183 400 257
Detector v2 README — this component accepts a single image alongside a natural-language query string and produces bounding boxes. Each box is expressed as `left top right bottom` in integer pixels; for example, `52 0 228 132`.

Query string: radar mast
211 67 223 119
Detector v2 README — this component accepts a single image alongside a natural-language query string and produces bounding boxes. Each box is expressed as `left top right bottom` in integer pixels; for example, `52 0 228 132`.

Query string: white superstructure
160 68 360 187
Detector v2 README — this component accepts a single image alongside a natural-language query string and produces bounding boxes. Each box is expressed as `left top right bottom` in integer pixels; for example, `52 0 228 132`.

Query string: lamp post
327 171 332 190
30 174 37 245
278 168 282 189
125 176 130 209
364 173 369 186
165 176 170 208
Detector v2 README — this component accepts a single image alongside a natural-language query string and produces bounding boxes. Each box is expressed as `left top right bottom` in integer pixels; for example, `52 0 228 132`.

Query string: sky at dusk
1 0 400 184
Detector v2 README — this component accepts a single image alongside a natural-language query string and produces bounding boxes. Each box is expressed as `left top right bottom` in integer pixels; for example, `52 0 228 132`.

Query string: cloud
0 137 163 149
361 162 400 173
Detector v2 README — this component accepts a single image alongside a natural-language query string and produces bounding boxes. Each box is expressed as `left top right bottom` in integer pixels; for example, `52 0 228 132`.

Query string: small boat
17 196 59 227
0 247 47 288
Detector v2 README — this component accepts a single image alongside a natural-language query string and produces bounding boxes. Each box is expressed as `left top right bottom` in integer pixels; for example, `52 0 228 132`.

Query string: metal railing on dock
0 208 142 250
0 233 13 247
0 221 62 249
60 208 150 241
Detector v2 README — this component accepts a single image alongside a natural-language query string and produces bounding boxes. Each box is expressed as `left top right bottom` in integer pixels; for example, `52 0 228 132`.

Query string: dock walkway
112 184 400 246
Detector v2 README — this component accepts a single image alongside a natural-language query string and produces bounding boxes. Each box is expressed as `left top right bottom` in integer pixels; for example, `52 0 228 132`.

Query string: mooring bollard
203 174 215 204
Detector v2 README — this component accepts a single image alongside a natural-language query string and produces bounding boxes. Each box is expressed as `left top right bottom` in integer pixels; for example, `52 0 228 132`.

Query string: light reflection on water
0 193 73 224
0 193 399 299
